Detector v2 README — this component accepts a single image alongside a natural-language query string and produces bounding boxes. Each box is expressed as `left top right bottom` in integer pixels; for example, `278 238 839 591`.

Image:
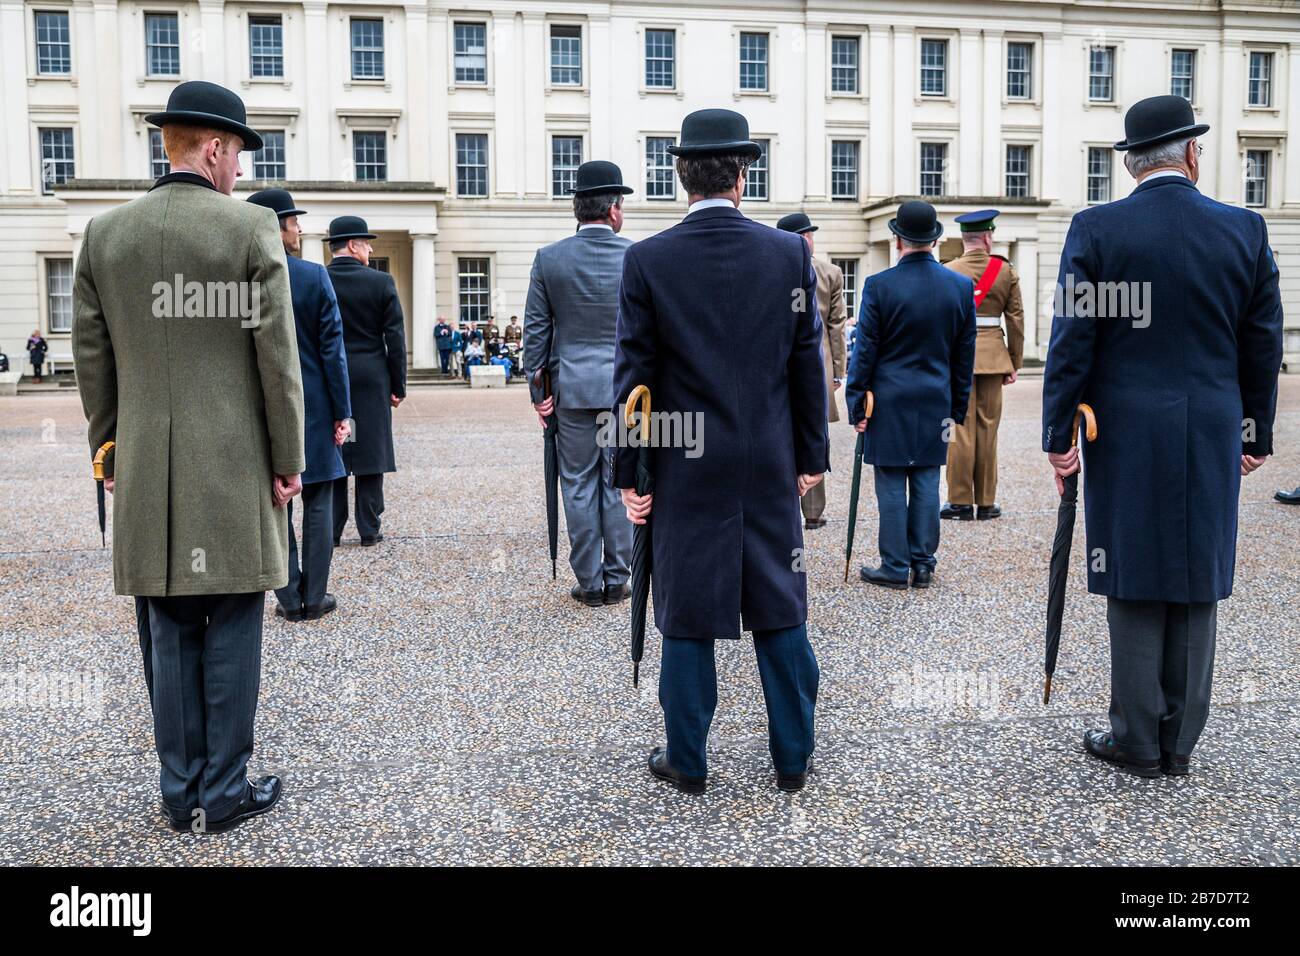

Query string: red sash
972 257 1003 307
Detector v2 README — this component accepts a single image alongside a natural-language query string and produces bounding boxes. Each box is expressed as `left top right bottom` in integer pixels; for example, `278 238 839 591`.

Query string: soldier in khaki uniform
777 212 847 530
940 209 1024 520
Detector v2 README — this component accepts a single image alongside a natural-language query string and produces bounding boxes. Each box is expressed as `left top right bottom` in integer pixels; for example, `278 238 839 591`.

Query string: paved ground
0 376 1297 866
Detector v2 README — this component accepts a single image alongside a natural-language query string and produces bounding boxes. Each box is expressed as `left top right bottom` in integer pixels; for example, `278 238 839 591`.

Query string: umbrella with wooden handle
92 441 115 547
843 391 875 582
625 384 654 688
1043 402 1098 705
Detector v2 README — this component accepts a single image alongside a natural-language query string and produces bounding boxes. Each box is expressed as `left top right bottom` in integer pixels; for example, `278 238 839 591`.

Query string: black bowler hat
666 109 762 160
888 200 943 244
247 188 306 219
572 160 633 196
1114 94 1209 151
145 81 263 152
326 215 377 242
955 209 999 233
776 212 818 235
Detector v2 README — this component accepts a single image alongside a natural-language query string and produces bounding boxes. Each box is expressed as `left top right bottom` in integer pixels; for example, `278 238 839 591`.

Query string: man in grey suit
525 161 635 607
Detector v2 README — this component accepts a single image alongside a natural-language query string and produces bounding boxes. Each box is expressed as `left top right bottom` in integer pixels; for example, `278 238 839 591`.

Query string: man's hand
533 395 555 429
334 420 351 446
1241 454 1268 476
104 477 114 495
272 473 302 508
854 418 867 433
391 394 403 408
797 473 824 497
621 488 653 525
833 379 842 391
1047 448 1080 496
1003 369 1019 385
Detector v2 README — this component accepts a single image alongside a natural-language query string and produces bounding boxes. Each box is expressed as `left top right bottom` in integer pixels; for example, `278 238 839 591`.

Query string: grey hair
898 239 935 254
1123 136 1193 178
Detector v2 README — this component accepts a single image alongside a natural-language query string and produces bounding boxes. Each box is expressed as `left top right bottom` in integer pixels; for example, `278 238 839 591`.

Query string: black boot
976 503 1002 520
201 776 284 833
940 503 974 520
1082 729 1160 778
648 747 705 794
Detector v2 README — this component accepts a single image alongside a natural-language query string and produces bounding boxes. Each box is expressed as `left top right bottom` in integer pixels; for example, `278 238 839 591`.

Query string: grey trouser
1107 597 1218 761
556 407 631 592
136 591 265 818
800 476 827 522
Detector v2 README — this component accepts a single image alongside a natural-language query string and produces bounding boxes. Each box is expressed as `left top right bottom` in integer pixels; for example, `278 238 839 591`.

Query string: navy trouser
659 623 819 779
873 465 941 579
138 592 264 819
438 348 452 373
275 480 335 612
332 473 384 541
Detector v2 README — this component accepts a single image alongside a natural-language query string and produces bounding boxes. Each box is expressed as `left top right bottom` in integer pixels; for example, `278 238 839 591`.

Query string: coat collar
328 255 364 269
1133 174 1199 196
898 250 937 265
680 204 745 225
149 171 220 193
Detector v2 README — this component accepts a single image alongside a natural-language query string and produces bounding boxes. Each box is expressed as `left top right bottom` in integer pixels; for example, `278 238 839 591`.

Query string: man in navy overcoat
1043 96 1283 777
844 200 977 590
610 109 829 794
248 190 352 621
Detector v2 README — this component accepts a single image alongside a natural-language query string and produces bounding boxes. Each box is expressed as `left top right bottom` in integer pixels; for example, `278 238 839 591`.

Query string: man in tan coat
777 212 846 529
941 209 1024 520
73 81 304 833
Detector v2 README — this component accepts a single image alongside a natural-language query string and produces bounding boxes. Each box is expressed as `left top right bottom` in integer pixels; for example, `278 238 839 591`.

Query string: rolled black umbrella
92 441 115 547
843 392 874 582
1043 402 1098 704
625 385 654 688
532 369 559 580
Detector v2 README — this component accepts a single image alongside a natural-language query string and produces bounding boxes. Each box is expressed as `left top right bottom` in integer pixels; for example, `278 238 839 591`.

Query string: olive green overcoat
73 179 304 596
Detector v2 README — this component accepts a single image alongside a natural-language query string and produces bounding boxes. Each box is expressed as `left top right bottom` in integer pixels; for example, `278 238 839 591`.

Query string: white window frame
1243 148 1271 208
349 15 386 83
1245 48 1277 110
30 5 74 80
742 137 771 201
550 132 585 199
832 257 860 317
1004 142 1033 198
1084 42 1121 107
1084 144 1113 205
829 138 861 201
828 32 864 99
918 139 951 198
643 133 678 200
452 20 489 86
1168 46 1198 104
452 129 492 198
352 130 388 183
918 35 951 99
142 9 183 80
456 255 495 327
1004 37 1039 104
734 28 772 96
245 11 288 87
547 21 586 92
40 255 75 336
640 23 683 97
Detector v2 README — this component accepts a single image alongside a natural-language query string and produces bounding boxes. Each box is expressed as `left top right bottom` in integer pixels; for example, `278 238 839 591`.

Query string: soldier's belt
975 317 1003 328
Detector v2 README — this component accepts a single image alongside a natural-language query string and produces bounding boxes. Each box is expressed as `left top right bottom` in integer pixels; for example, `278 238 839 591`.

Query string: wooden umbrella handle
92 441 115 481
1071 403 1097 448
531 368 551 400
862 390 874 427
625 385 652 443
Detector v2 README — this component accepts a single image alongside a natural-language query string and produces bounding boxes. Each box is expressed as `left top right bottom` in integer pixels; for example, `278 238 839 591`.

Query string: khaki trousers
945 374 1003 507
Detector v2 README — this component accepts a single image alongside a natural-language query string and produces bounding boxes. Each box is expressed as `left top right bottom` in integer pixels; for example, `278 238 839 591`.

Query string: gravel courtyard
1 375 1297 866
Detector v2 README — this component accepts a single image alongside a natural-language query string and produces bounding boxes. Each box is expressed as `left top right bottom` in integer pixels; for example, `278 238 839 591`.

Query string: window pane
1005 145 1030 197
920 38 947 95
1248 52 1272 107
250 16 283 78
920 142 947 197
149 128 170 178
551 136 582 197
146 13 180 76
739 32 768 91
351 18 385 80
47 258 74 332
550 25 581 86
1088 46 1114 101
253 131 286 180
645 29 675 89
39 127 74 194
458 257 491 325
1171 49 1195 101
645 136 675 199
1007 42 1032 98
831 36 859 94
832 259 858 316
743 140 769 201
353 131 387 182
831 140 858 200
456 133 488 196
1245 150 1268 207
35 11 72 75
455 22 487 83
1087 146 1111 203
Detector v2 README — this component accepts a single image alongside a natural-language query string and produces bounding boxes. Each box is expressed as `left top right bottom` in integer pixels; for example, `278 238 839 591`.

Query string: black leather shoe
303 593 337 620
332 537 342 547
804 517 827 530
1082 729 1160 778
570 584 605 608
976 504 1002 520
163 804 198 832
1275 486 1300 505
859 566 909 590
776 756 813 793
940 503 975 521
648 747 705 794
911 566 933 589
360 533 384 547
1160 752 1190 777
201 776 283 834
274 603 304 622
603 583 630 606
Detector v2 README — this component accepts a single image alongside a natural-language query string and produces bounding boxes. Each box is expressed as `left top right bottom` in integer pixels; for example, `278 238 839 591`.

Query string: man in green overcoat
73 81 304 833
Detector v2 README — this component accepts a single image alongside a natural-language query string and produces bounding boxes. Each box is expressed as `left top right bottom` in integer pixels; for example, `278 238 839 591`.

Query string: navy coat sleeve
523 250 553 403
381 277 407 399
609 247 659 490
1041 214 1100 453
950 284 977 424
317 265 351 422
844 277 880 427
789 243 830 475
1238 220 1284 457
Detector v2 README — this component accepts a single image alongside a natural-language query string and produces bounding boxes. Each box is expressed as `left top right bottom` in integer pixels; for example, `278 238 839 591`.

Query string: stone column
197 0 225 82
892 26 915 195
1286 42 1300 206
981 30 1004 196
0 0 31 193
521 12 547 198
405 2 432 183
867 27 892 198
804 21 827 203
958 28 981 196
1040 34 1061 203
1218 40 1243 204
411 232 436 368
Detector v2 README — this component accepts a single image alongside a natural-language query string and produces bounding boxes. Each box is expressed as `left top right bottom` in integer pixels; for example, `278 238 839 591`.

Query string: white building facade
2 0 1297 374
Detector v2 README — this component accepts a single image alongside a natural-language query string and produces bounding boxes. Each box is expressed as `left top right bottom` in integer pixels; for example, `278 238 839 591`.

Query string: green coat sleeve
71 217 118 476
248 213 305 476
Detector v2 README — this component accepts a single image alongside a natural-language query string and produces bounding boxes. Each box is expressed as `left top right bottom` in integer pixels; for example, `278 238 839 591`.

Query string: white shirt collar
686 197 737 217
1140 169 1188 183
578 223 614 232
